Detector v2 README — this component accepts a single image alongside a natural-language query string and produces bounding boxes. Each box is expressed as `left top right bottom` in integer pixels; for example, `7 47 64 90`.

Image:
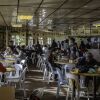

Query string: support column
36 13 39 29
6 27 8 47
26 21 29 46
43 33 47 45
34 13 39 44
70 26 74 35
90 23 92 34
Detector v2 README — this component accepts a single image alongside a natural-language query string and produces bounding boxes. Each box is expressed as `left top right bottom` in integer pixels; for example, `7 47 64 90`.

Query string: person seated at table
35 41 43 55
42 45 49 54
85 52 100 67
0 53 5 59
0 62 6 73
69 38 78 59
14 47 26 63
51 39 58 49
48 50 61 70
76 52 100 72
4 47 13 56
84 53 100 93
79 40 86 53
47 50 61 80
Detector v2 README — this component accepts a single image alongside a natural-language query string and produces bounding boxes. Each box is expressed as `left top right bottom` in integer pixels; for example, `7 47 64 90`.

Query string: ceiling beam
39 0 69 24
0 4 99 11
0 1 67 7
33 7 100 10
90 14 100 23
73 13 100 27
0 4 17 6
16 0 20 23
34 0 44 14
0 11 8 26
53 20 100 24
40 0 93 28
88 12 100 23
60 0 93 19
46 17 100 20
70 7 100 20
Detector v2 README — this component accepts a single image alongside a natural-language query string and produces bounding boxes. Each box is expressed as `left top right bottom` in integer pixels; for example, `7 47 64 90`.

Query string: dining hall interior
0 0 100 100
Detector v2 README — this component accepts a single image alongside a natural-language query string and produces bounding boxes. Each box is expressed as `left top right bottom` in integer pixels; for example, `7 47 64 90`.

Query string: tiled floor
16 66 100 100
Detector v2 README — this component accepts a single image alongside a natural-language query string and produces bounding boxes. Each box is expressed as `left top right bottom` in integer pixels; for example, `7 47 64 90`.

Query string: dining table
0 67 16 85
0 58 16 66
54 59 76 65
6 67 16 72
70 71 100 100
55 59 76 80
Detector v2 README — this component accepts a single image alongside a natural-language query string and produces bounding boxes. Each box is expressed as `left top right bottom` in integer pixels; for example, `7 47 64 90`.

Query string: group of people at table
44 38 100 99
0 46 25 73
0 37 100 99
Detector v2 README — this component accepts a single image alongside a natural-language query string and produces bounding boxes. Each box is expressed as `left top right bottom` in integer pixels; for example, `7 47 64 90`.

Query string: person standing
51 39 58 49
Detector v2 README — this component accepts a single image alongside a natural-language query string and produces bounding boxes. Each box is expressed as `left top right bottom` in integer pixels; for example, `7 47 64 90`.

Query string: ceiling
0 0 100 31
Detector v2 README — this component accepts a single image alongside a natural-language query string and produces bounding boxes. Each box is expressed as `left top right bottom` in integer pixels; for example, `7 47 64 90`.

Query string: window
11 33 26 46
28 36 33 45
47 37 51 45
38 37 43 45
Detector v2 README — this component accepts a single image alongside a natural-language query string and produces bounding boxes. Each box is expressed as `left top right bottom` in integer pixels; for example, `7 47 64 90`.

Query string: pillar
6 27 8 47
90 23 92 34
26 21 29 45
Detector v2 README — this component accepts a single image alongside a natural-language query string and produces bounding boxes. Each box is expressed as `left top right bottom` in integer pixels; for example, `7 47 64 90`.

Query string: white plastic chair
20 60 25 65
20 59 29 70
0 72 4 86
46 62 57 84
36 55 44 71
6 67 27 97
6 64 23 83
15 64 23 70
19 67 27 96
64 64 75 73
56 68 68 97
42 61 48 81
31 52 36 64
65 73 89 100
24 57 29 71
36 55 41 68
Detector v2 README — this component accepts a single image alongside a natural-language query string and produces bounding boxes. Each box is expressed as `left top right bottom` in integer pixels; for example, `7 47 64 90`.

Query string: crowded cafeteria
0 0 100 100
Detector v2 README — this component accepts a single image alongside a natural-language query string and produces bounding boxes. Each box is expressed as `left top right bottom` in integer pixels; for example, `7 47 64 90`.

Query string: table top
55 60 76 65
6 67 16 72
71 71 100 76
0 59 16 63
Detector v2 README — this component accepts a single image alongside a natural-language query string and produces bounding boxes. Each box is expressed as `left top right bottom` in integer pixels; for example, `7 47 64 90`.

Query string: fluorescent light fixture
93 21 100 27
18 15 33 20
93 24 100 27
84 6 88 8
11 23 22 27
48 20 52 24
42 9 46 18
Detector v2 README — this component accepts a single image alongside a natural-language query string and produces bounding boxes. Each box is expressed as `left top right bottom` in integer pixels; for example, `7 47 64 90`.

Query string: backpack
29 95 40 100
29 88 44 100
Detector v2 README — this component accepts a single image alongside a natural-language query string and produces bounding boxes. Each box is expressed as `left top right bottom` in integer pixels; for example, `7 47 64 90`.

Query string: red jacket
0 63 6 73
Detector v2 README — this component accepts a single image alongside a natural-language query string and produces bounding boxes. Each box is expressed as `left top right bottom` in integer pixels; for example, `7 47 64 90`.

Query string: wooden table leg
72 80 75 100
93 76 96 100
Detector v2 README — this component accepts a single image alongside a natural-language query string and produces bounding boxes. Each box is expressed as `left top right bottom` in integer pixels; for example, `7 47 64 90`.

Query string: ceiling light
84 6 88 8
93 22 100 27
11 23 22 27
48 20 52 24
93 24 100 27
42 9 46 13
18 15 33 20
